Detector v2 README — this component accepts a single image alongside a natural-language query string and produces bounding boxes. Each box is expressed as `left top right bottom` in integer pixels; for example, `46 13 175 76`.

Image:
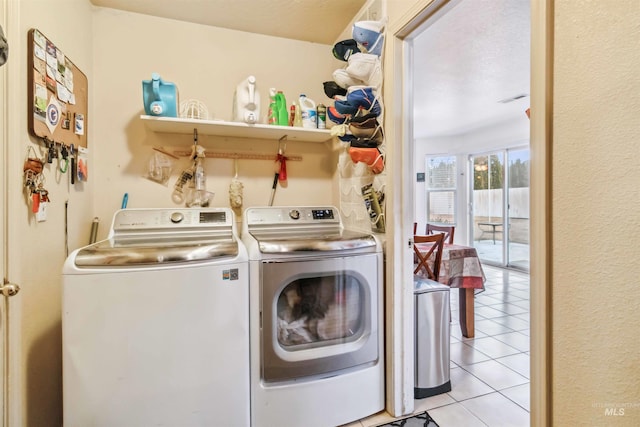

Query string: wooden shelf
140 115 333 143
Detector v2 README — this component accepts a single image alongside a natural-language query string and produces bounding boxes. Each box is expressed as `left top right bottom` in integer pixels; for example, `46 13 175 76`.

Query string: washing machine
242 206 384 427
62 208 249 427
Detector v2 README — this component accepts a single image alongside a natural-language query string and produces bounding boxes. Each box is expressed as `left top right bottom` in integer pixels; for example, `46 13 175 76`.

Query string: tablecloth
414 243 486 291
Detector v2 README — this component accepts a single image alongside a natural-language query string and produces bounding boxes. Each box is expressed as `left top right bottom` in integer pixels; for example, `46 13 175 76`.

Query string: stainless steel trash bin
414 278 451 398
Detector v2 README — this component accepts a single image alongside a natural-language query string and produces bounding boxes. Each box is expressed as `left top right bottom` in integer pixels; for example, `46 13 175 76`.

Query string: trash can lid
414 277 450 294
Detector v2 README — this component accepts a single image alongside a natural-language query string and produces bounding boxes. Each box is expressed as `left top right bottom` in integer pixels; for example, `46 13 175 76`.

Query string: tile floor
345 265 531 427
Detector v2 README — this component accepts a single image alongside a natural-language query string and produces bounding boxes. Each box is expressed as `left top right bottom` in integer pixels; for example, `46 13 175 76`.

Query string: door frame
1 1 23 425
386 0 552 424
0 0 7 421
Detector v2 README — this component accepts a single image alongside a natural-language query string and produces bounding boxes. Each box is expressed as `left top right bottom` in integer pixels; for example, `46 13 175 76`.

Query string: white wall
91 8 341 237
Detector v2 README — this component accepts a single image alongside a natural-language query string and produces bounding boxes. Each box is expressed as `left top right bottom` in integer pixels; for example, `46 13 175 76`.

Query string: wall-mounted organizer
331 16 387 233
27 29 88 148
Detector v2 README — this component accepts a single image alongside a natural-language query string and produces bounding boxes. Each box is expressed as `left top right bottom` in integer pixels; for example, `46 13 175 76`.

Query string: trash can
414 278 451 399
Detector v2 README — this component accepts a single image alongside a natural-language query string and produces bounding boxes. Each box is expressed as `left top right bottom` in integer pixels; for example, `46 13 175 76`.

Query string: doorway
386 0 550 422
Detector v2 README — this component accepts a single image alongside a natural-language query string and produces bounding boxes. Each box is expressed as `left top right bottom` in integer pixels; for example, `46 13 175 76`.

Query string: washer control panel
112 208 231 231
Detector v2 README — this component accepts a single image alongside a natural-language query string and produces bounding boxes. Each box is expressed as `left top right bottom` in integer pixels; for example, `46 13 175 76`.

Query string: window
426 155 456 224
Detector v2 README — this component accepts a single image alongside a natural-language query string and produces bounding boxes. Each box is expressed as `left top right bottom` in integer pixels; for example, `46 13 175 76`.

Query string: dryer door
260 253 381 383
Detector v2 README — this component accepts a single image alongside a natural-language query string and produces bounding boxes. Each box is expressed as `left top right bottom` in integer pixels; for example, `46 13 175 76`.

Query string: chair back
413 222 417 234
413 233 445 280
426 223 455 244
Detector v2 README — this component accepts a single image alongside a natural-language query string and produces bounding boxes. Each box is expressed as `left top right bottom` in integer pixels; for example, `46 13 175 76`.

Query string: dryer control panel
245 206 340 227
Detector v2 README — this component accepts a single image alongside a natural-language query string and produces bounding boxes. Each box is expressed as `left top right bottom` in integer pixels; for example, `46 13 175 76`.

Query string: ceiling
412 0 530 139
91 0 529 140
89 0 367 45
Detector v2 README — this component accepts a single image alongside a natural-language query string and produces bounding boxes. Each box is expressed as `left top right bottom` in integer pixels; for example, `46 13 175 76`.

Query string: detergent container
232 75 261 124
268 88 278 125
298 94 317 129
142 73 178 117
276 91 289 126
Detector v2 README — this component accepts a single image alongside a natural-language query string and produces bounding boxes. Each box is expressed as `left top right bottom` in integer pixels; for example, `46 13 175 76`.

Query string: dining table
414 241 486 338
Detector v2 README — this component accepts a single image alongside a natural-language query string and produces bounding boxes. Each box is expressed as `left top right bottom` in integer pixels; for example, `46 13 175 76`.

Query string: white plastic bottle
298 94 317 129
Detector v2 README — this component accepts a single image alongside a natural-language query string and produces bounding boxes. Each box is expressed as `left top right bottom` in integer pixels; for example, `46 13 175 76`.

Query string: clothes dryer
62 208 249 427
242 206 384 427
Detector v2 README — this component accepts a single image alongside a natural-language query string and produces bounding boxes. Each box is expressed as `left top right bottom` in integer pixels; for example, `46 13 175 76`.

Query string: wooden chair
413 233 445 281
426 223 455 244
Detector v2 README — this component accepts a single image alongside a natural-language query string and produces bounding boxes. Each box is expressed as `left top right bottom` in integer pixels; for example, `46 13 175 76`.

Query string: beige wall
9 0 640 425
8 2 342 425
552 0 640 425
9 0 94 425
91 8 341 236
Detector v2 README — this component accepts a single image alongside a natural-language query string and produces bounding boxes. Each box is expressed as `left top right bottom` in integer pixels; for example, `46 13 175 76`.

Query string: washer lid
73 207 241 267
74 238 239 267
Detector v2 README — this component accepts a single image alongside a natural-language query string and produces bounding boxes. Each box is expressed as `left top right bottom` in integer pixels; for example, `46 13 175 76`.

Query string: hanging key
39 188 50 203
47 142 56 163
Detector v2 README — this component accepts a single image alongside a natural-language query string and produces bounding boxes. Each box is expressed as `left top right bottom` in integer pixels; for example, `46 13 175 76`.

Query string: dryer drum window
276 273 365 349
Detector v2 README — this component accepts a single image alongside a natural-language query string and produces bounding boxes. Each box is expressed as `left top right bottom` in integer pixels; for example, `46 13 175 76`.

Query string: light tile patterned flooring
345 265 530 427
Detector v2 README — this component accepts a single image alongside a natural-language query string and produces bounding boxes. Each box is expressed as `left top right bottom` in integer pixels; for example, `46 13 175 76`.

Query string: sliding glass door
471 152 505 264
470 148 529 270
506 148 530 270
